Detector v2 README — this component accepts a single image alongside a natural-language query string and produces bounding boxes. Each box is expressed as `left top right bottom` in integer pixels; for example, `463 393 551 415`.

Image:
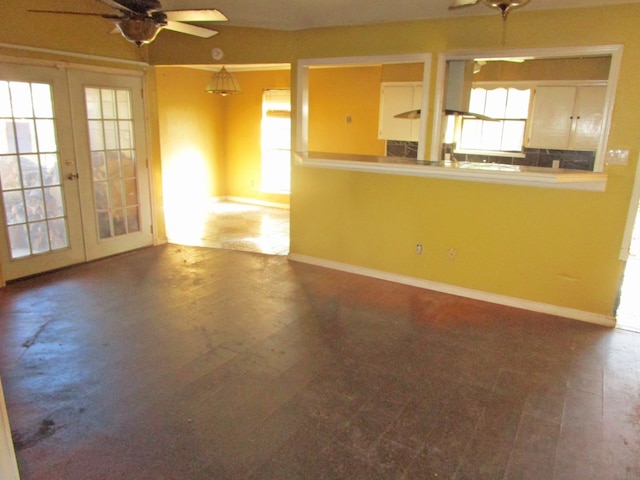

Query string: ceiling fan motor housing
116 17 163 45
117 0 162 12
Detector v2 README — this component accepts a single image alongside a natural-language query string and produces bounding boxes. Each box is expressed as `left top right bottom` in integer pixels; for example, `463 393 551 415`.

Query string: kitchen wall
309 66 386 156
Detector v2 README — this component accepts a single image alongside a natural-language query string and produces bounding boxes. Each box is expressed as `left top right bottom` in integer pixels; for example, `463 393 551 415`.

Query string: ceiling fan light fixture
483 0 531 19
205 67 242 96
116 17 164 45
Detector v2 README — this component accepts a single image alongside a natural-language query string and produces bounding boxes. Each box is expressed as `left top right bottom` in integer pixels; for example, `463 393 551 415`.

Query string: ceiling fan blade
28 9 121 19
164 20 219 38
95 0 136 14
449 0 480 9
162 9 228 23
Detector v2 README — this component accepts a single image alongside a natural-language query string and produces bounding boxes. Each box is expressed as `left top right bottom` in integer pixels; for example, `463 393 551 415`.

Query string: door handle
67 173 79 180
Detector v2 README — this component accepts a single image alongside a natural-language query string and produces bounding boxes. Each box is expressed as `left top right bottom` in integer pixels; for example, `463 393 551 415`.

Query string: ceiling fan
29 0 228 46
449 0 531 19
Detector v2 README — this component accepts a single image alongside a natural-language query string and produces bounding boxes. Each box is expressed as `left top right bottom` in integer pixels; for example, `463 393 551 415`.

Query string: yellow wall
155 67 226 210
309 66 386 156
382 63 424 82
474 56 611 82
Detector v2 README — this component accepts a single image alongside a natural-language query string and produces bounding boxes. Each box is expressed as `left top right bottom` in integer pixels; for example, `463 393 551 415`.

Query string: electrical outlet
416 243 422 255
606 149 630 166
447 248 457 261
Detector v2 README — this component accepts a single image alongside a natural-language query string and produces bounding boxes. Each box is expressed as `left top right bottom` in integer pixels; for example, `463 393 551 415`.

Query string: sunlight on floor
617 256 640 332
166 200 290 256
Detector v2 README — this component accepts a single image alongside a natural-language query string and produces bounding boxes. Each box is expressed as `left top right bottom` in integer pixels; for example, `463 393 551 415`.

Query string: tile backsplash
387 140 418 159
440 144 596 171
389 141 596 171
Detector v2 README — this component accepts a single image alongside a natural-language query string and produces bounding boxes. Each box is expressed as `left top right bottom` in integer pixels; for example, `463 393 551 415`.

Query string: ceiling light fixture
449 0 531 20
486 0 531 19
205 67 242 96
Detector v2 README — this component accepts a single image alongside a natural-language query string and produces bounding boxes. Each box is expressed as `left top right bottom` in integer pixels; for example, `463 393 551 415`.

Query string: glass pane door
67 70 152 261
0 81 69 258
0 65 85 282
85 87 141 240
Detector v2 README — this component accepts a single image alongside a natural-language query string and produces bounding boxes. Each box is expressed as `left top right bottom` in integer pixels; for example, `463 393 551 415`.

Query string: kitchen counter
294 152 608 191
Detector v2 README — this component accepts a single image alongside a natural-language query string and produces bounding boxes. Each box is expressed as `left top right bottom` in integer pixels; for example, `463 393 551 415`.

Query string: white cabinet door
571 86 607 150
527 85 606 151
378 83 422 141
528 86 575 149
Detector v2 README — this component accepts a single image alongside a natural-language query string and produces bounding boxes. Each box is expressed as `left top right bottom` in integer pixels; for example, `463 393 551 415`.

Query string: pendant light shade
205 67 242 96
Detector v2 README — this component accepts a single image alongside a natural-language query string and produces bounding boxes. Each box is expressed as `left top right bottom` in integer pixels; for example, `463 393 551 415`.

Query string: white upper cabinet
527 85 606 151
378 82 423 141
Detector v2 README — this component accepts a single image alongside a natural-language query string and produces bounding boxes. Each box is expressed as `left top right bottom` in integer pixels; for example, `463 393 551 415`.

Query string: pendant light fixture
205 66 242 96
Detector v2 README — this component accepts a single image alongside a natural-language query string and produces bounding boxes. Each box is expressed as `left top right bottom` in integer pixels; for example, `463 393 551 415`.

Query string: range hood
393 109 497 121
394 60 497 121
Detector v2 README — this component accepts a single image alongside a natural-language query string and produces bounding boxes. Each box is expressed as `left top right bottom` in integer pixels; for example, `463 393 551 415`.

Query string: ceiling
157 0 640 30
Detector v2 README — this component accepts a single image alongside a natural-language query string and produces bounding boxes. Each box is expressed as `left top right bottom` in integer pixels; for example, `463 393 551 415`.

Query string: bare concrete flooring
1 244 640 479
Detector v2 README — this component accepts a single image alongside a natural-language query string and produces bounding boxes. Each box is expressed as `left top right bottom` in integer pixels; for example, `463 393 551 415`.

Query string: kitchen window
458 87 531 153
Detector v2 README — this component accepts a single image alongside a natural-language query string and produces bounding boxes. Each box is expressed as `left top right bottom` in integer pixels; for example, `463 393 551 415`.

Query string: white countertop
295 152 608 191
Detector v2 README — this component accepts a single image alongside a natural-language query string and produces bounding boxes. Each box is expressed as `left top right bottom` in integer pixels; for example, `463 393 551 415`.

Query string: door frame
0 378 20 480
0 55 158 286
619 152 640 261
67 69 154 261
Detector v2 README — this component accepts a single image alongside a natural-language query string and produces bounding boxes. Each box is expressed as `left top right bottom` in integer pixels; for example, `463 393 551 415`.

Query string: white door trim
0 378 20 480
619 152 640 260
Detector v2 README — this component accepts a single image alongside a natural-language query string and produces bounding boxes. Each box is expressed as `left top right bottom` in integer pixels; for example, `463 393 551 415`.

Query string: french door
0 63 152 282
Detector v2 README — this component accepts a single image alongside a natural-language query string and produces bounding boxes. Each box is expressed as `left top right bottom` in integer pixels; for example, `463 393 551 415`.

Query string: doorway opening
617 200 640 331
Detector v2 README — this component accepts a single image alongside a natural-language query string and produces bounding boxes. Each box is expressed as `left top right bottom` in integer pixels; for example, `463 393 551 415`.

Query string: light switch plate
606 149 630 166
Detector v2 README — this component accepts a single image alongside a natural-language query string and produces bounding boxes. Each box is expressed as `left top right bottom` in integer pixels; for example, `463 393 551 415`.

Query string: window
261 89 291 193
0 81 69 258
458 87 531 153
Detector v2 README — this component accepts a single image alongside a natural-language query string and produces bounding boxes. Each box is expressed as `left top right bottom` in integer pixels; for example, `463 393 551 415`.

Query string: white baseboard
216 197 290 210
0 378 20 480
288 253 616 327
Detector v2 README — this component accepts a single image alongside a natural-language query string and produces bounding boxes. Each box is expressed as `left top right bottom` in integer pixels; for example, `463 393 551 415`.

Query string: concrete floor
165 201 290 256
1 243 640 479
